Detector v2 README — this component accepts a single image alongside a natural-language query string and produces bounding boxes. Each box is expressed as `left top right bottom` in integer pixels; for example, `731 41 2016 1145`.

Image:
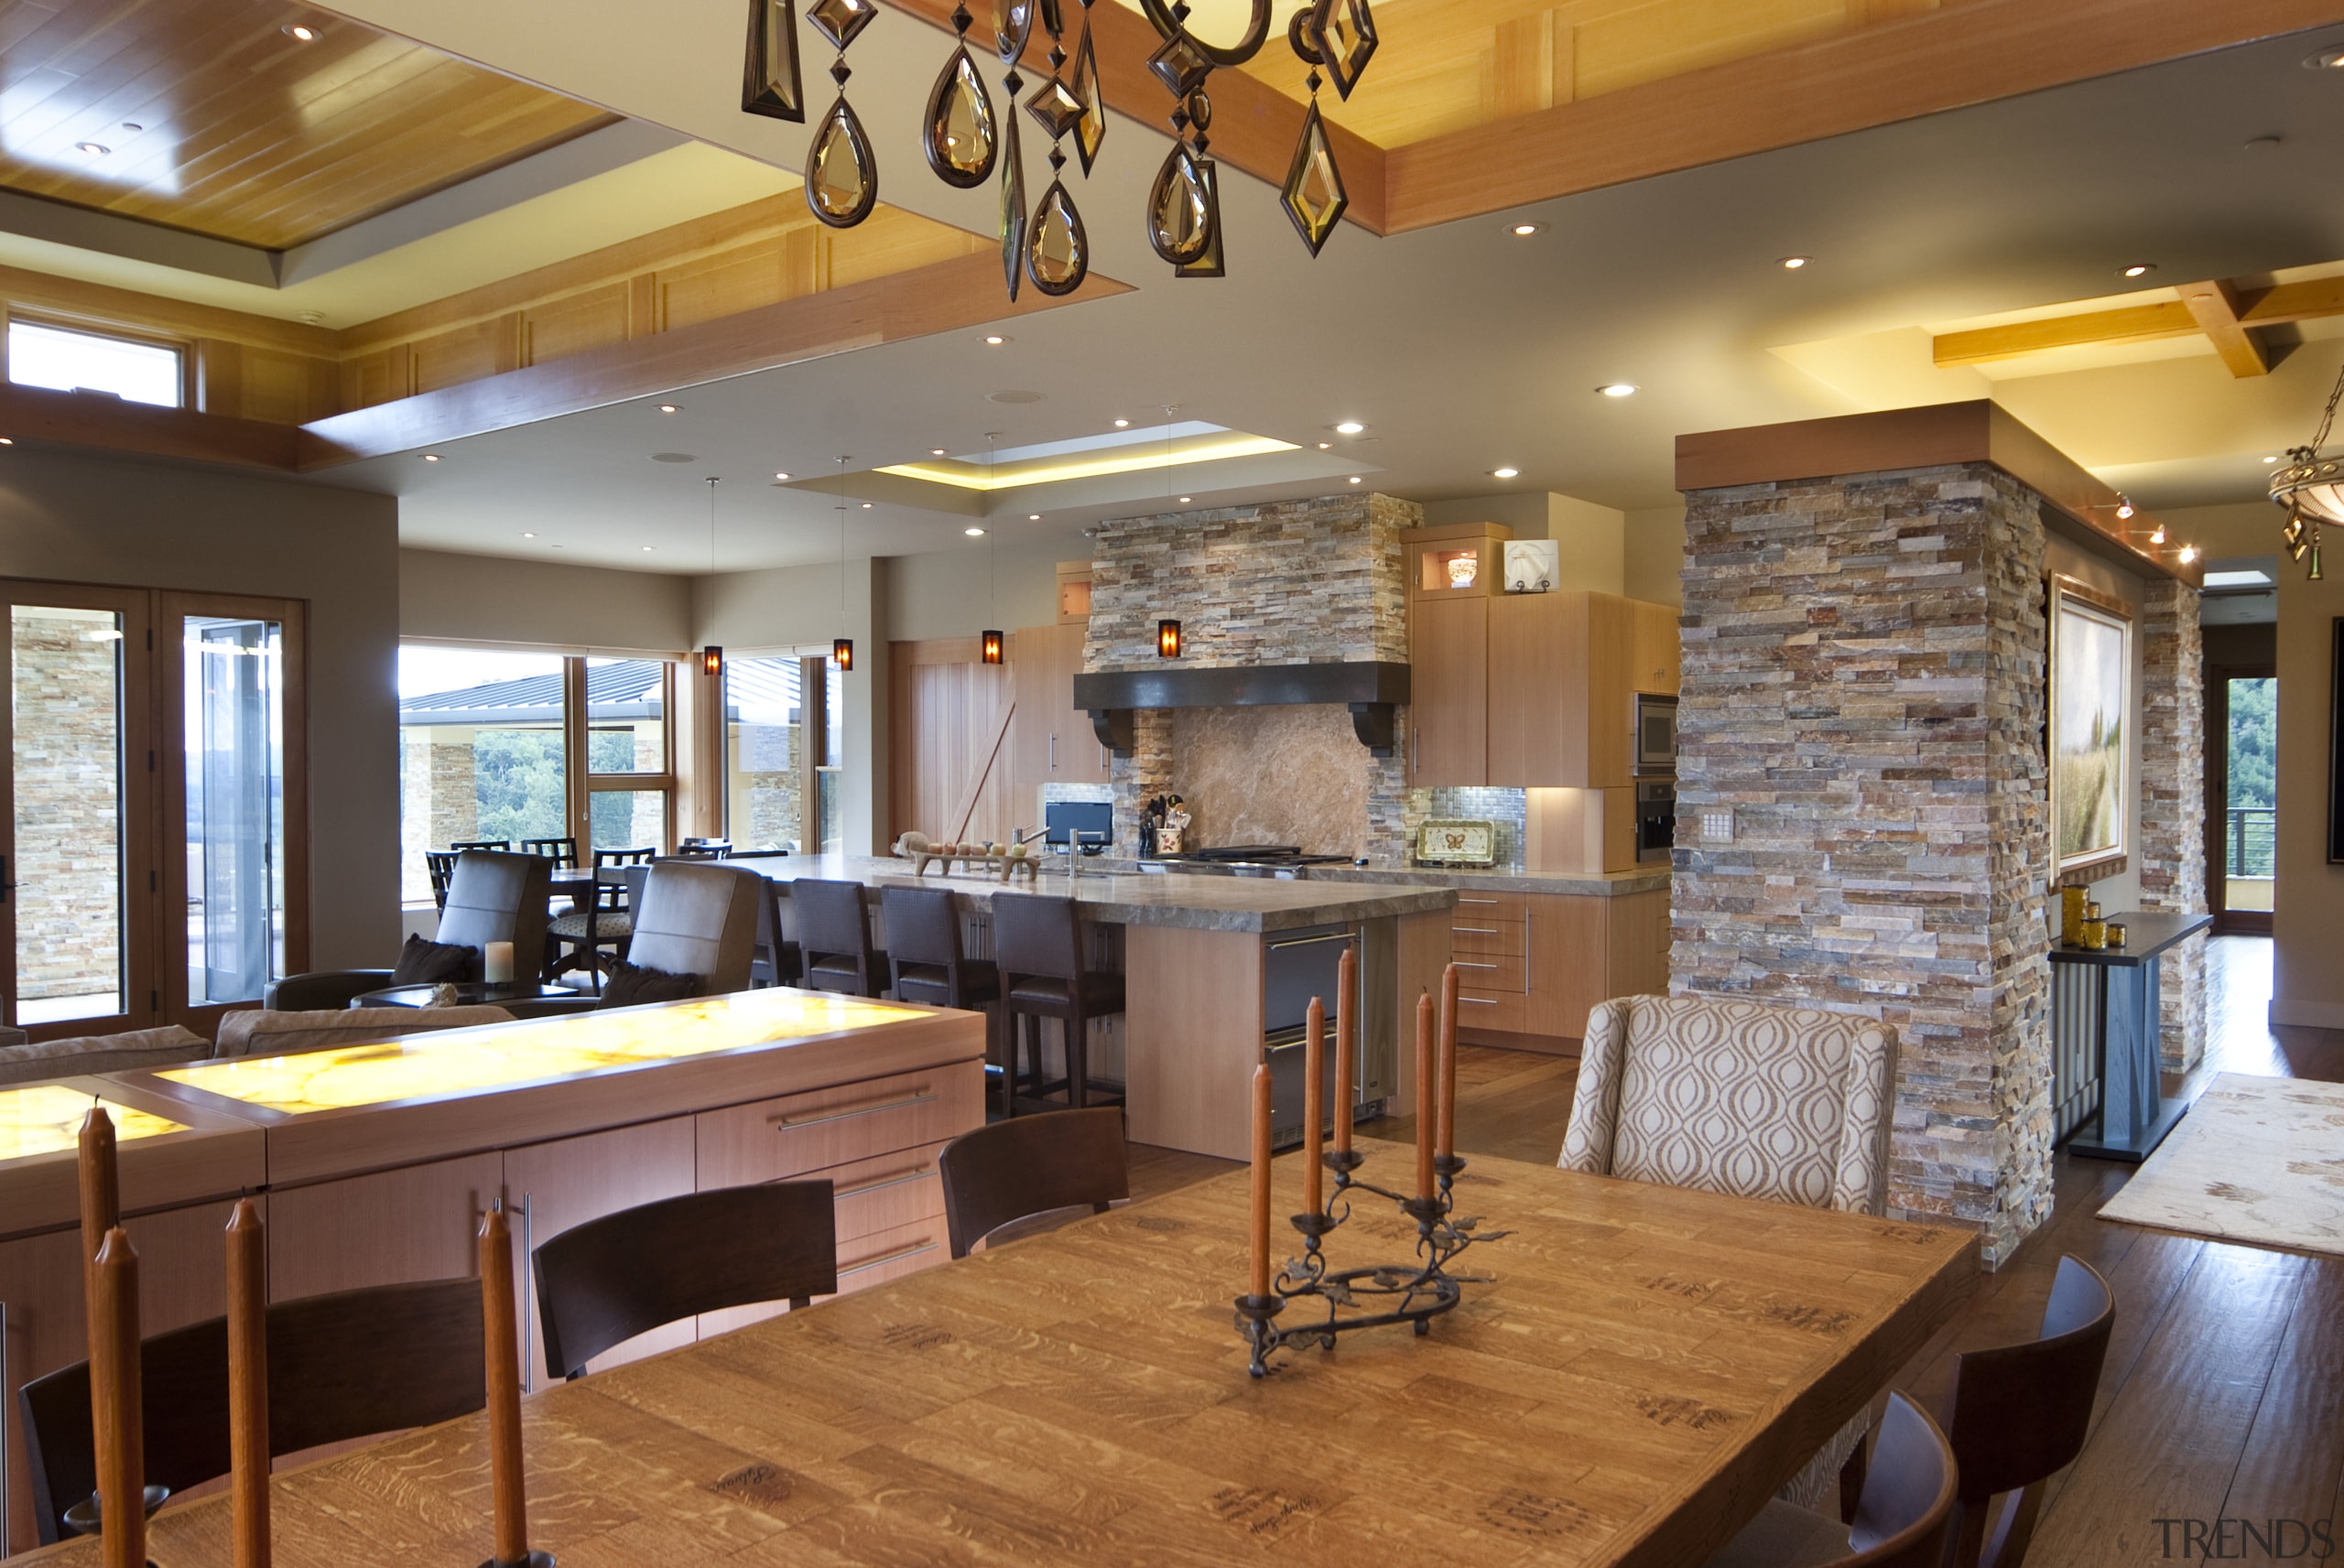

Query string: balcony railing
2226 806 2275 879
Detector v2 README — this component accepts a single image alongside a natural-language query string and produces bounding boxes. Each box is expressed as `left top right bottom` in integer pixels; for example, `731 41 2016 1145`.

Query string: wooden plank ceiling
0 0 616 250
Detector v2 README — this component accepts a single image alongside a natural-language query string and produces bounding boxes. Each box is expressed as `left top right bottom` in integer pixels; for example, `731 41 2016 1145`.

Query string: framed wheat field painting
2050 577 2132 881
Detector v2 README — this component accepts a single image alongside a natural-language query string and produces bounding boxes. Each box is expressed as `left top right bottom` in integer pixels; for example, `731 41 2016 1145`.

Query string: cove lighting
878 426 1295 492
1599 384 1638 397
2204 568 2273 588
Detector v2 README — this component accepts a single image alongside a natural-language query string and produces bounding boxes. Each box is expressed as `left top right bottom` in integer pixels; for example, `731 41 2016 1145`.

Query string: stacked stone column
2138 579 2208 1072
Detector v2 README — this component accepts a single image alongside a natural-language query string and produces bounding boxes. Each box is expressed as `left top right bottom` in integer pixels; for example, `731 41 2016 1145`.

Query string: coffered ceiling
0 0 613 248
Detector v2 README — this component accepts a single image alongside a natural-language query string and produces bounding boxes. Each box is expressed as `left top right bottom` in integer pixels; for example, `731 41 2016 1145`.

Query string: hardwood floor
1117 935 2343 1563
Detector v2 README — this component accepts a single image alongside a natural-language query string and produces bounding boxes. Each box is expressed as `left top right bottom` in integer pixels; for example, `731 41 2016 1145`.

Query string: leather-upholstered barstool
992 892 1123 1111
795 879 890 998
882 885 1004 1108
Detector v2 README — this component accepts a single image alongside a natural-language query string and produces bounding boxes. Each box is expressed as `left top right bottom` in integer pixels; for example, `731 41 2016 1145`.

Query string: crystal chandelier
2268 359 2343 581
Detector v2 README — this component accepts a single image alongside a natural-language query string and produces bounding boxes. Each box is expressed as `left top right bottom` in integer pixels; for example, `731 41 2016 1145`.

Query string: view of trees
472 729 567 844
2228 677 2275 809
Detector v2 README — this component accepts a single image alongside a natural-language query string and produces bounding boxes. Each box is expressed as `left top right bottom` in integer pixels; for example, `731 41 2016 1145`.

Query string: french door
0 580 306 1040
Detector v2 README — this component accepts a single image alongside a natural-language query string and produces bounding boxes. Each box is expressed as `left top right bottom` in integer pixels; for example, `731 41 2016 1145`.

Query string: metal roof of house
400 657 803 725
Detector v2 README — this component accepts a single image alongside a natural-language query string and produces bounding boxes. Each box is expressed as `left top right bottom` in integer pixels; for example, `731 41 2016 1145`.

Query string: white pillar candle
483 940 515 984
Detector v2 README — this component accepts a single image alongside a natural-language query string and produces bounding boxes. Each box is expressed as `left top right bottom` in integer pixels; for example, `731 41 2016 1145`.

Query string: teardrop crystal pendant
1069 14 1105 175
1026 180 1088 296
999 112 1027 300
1280 99 1347 255
924 45 997 187
992 0 1034 62
805 97 877 228
1146 141 1213 266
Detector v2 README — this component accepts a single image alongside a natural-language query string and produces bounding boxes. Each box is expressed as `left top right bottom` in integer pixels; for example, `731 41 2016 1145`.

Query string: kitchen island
750 857 1458 1160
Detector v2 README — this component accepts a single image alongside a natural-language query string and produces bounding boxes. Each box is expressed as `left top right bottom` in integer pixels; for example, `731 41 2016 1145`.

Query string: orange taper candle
1304 997 1326 1216
226 1198 270 1568
1334 946 1356 1154
1415 993 1435 1202
1438 962 1460 1162
78 1106 121 1493
478 1205 529 1566
91 1227 144 1568
1249 1065 1273 1298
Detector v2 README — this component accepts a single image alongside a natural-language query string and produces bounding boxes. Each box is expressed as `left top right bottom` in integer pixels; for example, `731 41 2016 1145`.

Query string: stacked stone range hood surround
1081 494 1422 859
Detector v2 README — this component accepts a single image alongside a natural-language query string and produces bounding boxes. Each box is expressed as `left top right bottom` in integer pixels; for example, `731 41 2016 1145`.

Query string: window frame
567 656 678 853
5 309 193 410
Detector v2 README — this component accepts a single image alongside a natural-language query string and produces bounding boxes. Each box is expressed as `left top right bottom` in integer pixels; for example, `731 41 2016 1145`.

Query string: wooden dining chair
424 849 458 912
1703 1391 1958 1568
1941 1255 2115 1568
17 1277 483 1545
519 837 580 867
937 1108 1129 1259
531 1183 837 1379
547 848 654 990
450 838 511 852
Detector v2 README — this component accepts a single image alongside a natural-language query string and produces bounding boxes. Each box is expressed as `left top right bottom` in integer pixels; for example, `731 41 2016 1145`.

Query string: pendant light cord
2313 361 2344 455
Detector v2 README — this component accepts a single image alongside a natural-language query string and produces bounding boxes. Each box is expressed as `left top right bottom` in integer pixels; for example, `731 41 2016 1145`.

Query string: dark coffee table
352 981 586 1010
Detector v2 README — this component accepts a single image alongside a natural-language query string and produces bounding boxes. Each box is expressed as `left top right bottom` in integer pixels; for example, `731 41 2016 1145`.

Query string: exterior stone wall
12 613 123 1003
1674 463 2053 1266
1089 493 1418 858
2138 578 2208 1072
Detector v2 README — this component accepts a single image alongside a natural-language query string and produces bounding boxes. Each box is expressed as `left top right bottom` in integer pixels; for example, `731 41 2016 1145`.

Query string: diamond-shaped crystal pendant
1146 141 1212 267
1069 16 1105 175
1025 72 1084 141
1147 31 1211 99
1309 0 1377 101
1280 100 1347 256
992 0 1034 63
807 0 877 51
999 113 1027 300
805 96 876 228
1026 179 1088 297
742 0 805 122
924 45 997 187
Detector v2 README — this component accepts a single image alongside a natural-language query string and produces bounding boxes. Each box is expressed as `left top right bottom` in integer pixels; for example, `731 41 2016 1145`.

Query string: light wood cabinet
1488 591 1674 789
1630 598 1682 696
1407 594 1488 786
1010 621 1109 816
267 1152 502 1303
1453 889 1672 1052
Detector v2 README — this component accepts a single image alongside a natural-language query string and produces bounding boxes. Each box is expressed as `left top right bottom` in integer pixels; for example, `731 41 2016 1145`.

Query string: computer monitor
1044 800 1113 850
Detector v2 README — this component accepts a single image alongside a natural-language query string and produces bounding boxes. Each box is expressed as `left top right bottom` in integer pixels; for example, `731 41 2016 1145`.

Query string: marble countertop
1032 854 1671 899
749 856 1457 932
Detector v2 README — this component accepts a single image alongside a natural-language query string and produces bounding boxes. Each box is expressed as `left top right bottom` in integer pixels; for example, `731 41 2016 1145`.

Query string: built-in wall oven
1262 922 1374 1149
1633 692 1678 776
1634 779 1676 865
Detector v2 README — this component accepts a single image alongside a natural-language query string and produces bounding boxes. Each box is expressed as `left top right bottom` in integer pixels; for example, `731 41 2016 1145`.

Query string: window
584 656 672 852
721 652 844 854
398 647 568 903
185 615 286 1006
8 319 183 407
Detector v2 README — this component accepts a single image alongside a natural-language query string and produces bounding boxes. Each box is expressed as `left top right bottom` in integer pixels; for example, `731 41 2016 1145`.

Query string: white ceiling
285 5 2344 570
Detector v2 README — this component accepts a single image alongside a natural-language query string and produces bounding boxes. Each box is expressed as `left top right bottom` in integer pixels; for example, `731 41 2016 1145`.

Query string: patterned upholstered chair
1558 993 1900 1514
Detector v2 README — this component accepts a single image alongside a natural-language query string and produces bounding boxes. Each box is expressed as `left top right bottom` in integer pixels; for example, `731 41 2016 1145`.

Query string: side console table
2052 909 2213 1162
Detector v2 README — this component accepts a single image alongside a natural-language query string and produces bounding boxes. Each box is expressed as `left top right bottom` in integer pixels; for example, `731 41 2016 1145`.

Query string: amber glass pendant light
832 456 855 671
742 0 805 121
804 0 878 228
982 629 1004 665
703 646 724 676
924 5 997 188
1157 619 1183 658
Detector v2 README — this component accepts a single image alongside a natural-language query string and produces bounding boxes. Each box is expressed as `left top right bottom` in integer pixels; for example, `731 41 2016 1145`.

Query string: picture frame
2049 576 2133 883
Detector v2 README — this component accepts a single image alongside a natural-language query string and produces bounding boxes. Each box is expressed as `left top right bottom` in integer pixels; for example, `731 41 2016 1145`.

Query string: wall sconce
982 629 1004 665
833 637 854 671
1157 619 1183 658
701 645 723 677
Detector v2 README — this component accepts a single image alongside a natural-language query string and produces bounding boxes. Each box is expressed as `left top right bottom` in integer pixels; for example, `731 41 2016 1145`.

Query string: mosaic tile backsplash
1404 787 1528 869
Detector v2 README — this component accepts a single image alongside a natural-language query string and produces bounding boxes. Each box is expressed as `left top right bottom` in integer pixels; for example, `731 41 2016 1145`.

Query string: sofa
0 1007 519 1088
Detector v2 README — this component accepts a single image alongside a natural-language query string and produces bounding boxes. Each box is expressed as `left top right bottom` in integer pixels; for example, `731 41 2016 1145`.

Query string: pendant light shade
1157 618 1182 658
982 629 1004 665
701 645 724 677
833 637 855 671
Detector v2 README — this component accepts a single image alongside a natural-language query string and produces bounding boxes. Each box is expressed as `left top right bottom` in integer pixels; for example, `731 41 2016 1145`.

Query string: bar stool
992 892 1124 1111
882 885 1003 1108
796 879 890 997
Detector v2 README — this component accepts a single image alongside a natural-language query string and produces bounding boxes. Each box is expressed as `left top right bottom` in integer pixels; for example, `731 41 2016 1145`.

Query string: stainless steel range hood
1072 661 1411 756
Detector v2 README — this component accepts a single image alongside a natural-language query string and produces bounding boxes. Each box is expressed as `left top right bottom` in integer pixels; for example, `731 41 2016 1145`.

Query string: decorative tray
1416 819 1497 867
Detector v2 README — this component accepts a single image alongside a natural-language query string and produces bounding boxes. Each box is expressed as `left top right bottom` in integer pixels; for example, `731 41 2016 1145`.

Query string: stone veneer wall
1087 493 1419 858
2137 578 2208 1071
12 612 124 1003
1675 463 2053 1266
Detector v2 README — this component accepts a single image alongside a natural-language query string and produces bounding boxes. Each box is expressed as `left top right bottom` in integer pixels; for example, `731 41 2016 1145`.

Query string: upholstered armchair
623 861 765 995
1559 992 1901 1512
266 850 552 1010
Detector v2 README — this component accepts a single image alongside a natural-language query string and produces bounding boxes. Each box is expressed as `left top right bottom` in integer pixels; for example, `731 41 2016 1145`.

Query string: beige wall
0 448 400 970
1416 491 1685 605
399 547 693 653
2164 502 2339 1025
1625 503 1687 608
884 535 1062 642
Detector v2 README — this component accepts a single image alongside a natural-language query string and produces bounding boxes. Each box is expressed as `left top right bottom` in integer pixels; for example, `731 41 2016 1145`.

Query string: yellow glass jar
2081 900 2107 952
2106 920 2128 949
2060 885 2086 946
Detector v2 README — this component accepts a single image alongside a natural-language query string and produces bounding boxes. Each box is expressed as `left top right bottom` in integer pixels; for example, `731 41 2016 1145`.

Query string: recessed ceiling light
2121 263 2156 278
930 448 949 456
75 142 108 156
0 438 15 446
774 470 790 480
2263 455 2279 464
965 526 987 536
658 404 678 414
1334 421 1365 435
1318 442 1332 449
861 501 874 509
1780 255 1811 269
2306 46 2344 69
421 453 440 462
642 546 656 552
1028 513 1041 520
1348 476 1362 484
1508 222 1545 237
982 334 1010 346
1178 496 1191 503
1113 417 1130 427
1492 467 1520 480
283 23 317 39
120 122 142 134
1598 384 1638 398
523 531 537 538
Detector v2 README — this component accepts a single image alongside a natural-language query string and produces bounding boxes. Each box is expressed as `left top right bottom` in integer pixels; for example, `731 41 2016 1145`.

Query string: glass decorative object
741 0 804 122
923 33 997 188
803 0 878 228
1281 99 1347 255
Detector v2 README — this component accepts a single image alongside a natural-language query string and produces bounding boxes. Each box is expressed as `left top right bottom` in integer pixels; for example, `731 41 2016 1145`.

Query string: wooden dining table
23 1152 1975 1568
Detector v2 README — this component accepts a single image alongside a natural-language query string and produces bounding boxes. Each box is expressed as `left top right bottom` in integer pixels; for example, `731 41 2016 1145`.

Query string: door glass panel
398 647 567 904
2225 676 2275 914
726 655 804 852
12 606 127 1024
587 657 665 773
589 790 667 855
185 616 285 1006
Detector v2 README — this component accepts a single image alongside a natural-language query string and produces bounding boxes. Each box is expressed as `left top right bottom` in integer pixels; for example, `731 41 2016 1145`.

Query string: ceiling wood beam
877 0 1390 234
0 384 302 471
2178 277 2270 377
1932 273 2344 368
1382 0 2344 233
295 252 1130 469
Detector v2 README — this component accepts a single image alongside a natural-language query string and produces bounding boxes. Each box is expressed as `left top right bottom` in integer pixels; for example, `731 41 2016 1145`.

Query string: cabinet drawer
1450 918 1525 958
835 1214 950 1294
696 1063 984 1188
826 1140 950 1242
1448 952 1525 993
1452 892 1534 923
1455 987 1526 1033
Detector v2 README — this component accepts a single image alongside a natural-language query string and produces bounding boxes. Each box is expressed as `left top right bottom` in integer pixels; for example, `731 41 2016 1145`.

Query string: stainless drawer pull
840 1238 938 1276
1459 995 1500 1006
1453 925 1501 935
1454 959 1497 969
1267 932 1355 951
770 1090 937 1130
1459 897 1500 905
834 1166 936 1199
